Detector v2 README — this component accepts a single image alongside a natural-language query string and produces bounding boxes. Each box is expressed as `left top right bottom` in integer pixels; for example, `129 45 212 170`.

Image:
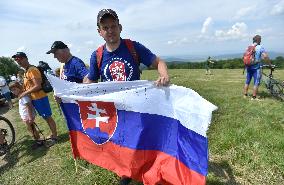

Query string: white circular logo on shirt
104 57 134 81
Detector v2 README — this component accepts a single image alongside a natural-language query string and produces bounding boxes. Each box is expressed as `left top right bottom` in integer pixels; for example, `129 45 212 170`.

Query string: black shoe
119 177 132 185
47 136 58 147
31 140 44 150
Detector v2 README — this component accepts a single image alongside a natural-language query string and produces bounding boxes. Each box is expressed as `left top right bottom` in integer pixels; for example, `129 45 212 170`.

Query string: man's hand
151 57 170 87
83 76 97 84
18 92 27 99
155 75 170 86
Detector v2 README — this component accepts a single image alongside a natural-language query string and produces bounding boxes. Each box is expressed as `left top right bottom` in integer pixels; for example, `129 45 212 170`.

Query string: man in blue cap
46 41 89 83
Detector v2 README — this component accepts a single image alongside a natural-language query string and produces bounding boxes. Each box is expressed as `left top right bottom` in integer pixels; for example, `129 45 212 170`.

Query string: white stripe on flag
47 74 217 137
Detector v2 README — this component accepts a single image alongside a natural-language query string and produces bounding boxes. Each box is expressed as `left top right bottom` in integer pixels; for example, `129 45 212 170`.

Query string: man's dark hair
253 35 261 44
97 9 119 28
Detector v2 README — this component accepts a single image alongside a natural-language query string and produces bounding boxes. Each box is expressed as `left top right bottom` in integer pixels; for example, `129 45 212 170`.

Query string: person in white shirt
0 76 13 109
10 74 17 81
9 81 43 149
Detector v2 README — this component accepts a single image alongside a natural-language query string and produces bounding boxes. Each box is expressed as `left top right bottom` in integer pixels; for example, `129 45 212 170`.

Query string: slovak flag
48 74 217 185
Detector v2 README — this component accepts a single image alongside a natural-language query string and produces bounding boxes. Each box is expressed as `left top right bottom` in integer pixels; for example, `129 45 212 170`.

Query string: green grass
1 69 284 185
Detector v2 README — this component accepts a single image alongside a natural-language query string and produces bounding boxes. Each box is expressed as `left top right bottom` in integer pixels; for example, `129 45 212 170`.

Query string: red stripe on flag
70 131 206 185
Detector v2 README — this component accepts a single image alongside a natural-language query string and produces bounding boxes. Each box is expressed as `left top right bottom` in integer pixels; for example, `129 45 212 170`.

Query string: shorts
2 92 11 102
245 67 261 86
21 114 36 122
32 96 52 119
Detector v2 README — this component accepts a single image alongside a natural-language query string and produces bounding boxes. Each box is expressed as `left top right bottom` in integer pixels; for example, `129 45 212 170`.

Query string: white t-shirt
19 95 36 122
0 77 10 94
0 77 6 86
11 75 17 81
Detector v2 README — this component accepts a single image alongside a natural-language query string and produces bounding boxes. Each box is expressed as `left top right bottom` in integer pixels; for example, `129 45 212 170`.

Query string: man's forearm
156 59 169 78
23 85 41 96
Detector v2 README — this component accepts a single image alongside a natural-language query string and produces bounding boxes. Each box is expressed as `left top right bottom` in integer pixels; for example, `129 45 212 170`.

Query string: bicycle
0 116 15 156
261 64 284 101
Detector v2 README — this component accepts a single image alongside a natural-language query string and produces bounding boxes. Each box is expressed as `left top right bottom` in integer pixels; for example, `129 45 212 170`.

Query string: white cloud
215 22 248 40
167 40 176 45
255 28 272 35
180 37 189 44
0 0 284 68
64 19 96 31
167 37 190 46
271 0 284 15
201 17 213 34
234 6 255 19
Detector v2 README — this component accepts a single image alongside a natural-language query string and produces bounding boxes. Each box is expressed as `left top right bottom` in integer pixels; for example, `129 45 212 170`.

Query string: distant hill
212 53 243 60
269 52 284 59
161 56 204 63
212 52 284 60
162 52 284 63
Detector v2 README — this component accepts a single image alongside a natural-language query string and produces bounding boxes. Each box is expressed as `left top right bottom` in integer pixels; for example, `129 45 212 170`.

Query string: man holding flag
52 8 216 185
49 74 217 185
84 9 170 184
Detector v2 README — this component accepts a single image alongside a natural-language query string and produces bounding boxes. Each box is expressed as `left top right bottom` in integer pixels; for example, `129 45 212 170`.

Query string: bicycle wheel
0 116 15 149
270 80 284 101
261 75 270 89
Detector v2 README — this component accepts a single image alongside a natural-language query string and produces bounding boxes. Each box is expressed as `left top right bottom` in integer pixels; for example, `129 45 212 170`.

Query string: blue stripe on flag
61 102 208 176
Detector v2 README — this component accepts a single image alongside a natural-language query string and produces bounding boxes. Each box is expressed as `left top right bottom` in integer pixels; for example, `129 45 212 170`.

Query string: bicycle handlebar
261 64 277 77
261 64 276 69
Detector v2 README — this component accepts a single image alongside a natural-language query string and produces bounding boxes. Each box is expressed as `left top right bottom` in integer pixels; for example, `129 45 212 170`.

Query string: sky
0 0 284 70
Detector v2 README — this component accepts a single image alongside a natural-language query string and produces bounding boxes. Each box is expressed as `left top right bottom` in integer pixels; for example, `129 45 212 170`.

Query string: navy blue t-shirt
62 56 89 83
88 39 156 82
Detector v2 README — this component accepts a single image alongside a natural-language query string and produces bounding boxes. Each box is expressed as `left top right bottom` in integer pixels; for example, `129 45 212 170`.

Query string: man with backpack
12 52 58 147
84 9 169 86
243 35 271 100
84 8 169 185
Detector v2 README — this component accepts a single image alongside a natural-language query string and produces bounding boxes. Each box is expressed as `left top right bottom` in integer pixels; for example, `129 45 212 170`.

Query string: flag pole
57 102 62 115
74 158 78 173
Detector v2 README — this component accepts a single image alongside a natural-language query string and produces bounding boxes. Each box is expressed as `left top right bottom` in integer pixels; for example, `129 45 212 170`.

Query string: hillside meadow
0 69 283 185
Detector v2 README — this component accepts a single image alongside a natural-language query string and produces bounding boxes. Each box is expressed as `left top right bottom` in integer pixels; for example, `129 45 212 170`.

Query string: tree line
1 56 283 79
166 56 284 69
0 57 21 79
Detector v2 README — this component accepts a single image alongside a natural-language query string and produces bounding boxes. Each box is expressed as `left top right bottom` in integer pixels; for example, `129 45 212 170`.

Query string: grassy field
0 69 283 185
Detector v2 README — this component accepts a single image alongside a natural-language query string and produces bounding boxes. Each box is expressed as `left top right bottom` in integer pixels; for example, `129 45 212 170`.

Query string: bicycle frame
261 65 284 101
